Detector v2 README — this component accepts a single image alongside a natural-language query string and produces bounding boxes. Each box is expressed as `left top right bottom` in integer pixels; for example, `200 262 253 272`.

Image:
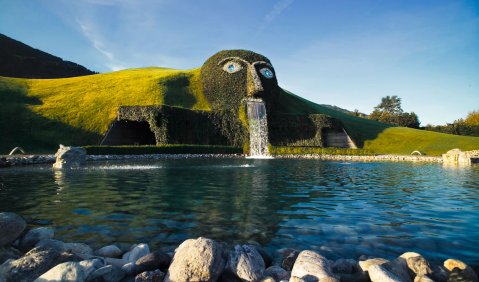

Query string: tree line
358 95 479 137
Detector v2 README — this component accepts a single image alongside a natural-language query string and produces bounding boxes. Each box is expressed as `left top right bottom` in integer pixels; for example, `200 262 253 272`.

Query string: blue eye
223 61 242 73
260 67 274 79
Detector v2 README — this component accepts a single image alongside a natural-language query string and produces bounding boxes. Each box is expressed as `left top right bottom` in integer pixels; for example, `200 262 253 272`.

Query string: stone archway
101 120 156 145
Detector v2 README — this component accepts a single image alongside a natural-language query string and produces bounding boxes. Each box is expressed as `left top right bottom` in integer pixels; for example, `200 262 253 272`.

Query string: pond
1 158 478 271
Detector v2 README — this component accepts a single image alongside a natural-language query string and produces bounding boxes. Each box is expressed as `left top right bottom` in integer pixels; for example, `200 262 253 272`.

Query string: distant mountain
0 33 96 78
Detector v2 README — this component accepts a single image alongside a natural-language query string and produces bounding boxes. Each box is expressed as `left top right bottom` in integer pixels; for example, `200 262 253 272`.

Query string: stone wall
101 106 353 149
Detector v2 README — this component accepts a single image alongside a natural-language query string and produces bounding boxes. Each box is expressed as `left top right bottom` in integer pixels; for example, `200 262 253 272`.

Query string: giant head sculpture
201 50 280 112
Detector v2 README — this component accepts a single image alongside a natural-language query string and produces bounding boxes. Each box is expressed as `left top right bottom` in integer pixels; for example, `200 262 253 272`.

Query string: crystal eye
260 67 274 79
223 61 243 73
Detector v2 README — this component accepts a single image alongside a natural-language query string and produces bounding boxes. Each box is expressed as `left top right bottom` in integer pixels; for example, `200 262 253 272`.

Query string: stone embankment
0 154 243 168
276 154 443 163
1 212 478 282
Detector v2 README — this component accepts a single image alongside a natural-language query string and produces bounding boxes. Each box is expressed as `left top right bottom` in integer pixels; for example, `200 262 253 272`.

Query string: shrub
270 146 374 156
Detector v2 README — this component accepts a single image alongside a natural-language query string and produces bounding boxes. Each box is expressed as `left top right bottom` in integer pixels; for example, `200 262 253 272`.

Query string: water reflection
0 159 478 272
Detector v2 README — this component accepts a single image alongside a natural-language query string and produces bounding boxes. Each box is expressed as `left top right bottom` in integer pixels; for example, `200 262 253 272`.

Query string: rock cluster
1 212 478 282
0 155 55 167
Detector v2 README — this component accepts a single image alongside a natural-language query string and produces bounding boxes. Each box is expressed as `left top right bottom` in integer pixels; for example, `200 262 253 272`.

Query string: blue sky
1 0 478 125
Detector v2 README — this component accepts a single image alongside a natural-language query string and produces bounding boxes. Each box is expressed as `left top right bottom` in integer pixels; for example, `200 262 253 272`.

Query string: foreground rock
52 145 87 169
135 269 165 282
368 264 402 282
135 250 171 271
94 245 123 258
290 250 339 282
164 237 225 282
0 246 22 265
0 247 79 281
264 265 290 281
227 244 265 281
0 212 26 247
20 227 55 252
444 259 478 282
33 261 84 282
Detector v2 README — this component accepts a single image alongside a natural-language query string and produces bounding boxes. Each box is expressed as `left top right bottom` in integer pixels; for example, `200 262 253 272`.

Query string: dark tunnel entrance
101 120 156 145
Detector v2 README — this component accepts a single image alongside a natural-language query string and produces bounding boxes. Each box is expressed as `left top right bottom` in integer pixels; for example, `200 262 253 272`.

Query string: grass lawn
364 127 479 156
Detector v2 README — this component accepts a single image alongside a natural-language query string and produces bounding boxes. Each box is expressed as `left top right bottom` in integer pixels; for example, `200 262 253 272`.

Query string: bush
270 146 374 156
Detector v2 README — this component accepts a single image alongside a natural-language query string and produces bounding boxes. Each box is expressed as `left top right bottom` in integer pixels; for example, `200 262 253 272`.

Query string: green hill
0 33 96 78
1 67 478 155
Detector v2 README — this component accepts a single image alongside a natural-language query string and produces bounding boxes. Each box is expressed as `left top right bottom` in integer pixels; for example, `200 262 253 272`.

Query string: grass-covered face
201 50 279 110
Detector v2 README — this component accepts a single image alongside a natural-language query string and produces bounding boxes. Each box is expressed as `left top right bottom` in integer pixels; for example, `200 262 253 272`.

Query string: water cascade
246 98 271 158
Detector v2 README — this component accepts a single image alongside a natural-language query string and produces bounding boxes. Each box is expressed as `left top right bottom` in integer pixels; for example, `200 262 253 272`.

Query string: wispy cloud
258 0 295 33
77 19 127 71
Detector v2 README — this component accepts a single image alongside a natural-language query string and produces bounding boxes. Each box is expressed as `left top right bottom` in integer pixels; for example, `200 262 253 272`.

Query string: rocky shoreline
275 154 443 163
0 153 444 168
1 212 477 282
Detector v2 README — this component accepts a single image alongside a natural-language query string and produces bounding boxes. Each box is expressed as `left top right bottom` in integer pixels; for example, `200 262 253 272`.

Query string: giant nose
247 65 264 97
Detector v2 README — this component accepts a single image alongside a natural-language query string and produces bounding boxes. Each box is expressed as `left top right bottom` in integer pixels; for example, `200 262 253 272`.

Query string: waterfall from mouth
246 98 271 158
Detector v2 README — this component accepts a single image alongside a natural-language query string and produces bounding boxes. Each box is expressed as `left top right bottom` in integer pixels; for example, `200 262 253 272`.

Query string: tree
464 110 479 126
369 95 420 128
374 95 403 115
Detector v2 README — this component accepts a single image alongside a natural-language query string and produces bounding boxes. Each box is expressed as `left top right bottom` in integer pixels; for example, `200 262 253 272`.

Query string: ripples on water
1 159 478 270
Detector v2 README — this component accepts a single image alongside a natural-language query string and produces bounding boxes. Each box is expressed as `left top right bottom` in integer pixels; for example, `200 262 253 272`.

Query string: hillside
0 33 95 78
1 67 478 155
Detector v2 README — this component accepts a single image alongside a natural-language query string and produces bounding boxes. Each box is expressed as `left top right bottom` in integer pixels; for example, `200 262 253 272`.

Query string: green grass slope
0 67 209 153
364 127 479 156
1 68 478 155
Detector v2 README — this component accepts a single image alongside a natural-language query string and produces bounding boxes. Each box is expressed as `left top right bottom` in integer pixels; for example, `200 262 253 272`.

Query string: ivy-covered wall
201 49 280 115
269 114 344 147
102 106 247 147
102 50 352 149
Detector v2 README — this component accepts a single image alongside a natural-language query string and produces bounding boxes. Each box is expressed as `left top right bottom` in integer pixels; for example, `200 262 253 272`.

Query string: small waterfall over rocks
246 98 272 158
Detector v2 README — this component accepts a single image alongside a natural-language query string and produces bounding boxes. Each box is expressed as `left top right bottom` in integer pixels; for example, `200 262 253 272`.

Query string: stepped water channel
246 98 271 158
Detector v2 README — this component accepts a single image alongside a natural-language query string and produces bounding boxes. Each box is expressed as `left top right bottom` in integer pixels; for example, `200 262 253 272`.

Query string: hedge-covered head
201 50 279 111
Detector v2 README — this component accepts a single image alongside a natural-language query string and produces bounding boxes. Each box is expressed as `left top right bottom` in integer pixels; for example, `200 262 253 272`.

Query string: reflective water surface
1 158 478 270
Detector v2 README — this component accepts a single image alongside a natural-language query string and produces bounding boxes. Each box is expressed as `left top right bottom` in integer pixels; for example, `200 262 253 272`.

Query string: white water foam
87 165 162 170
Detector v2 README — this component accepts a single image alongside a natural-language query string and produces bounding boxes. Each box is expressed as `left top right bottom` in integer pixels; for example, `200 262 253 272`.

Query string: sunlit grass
25 67 208 134
364 127 479 156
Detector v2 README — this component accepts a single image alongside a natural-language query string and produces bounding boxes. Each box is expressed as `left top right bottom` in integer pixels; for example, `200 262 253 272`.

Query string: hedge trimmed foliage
269 114 343 146
84 145 242 155
200 49 280 114
102 105 247 147
270 146 373 156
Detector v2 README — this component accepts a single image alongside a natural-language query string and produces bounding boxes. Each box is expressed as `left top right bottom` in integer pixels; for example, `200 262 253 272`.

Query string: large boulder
227 244 265 281
135 269 165 282
263 265 290 281
0 246 80 281
444 259 478 282
52 145 86 169
280 249 299 271
124 243 150 263
0 212 27 247
164 237 225 282
290 250 339 282
33 261 84 282
0 246 22 265
399 252 432 279
135 250 171 271
368 264 402 282
20 227 54 252
94 245 123 258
